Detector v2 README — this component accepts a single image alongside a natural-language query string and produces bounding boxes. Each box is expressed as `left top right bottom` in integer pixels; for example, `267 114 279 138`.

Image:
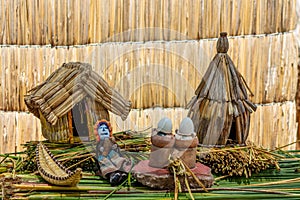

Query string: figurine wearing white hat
149 117 175 168
173 117 199 168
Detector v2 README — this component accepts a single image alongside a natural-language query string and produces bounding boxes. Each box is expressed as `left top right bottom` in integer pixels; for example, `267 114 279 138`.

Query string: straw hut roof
25 62 131 125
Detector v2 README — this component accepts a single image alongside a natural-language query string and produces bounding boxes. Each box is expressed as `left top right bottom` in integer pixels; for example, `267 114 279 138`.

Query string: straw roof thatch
187 33 257 146
24 62 131 125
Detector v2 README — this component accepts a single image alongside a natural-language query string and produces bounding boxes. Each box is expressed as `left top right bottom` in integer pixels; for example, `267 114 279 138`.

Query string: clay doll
149 117 175 168
94 119 131 185
173 117 198 168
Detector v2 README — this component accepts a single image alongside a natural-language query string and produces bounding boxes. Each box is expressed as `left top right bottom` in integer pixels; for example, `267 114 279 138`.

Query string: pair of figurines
149 117 199 169
94 119 131 186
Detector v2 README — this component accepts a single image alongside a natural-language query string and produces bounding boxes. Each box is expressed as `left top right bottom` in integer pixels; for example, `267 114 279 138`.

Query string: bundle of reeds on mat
187 32 257 146
197 143 281 179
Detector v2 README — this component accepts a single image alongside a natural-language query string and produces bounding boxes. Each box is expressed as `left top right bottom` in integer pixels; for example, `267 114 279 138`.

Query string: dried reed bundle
198 144 281 178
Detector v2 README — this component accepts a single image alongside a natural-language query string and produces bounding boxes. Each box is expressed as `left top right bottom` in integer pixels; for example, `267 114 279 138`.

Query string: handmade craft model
173 117 199 168
25 62 132 143
132 118 214 190
187 32 257 146
35 142 82 186
94 119 131 185
149 117 175 168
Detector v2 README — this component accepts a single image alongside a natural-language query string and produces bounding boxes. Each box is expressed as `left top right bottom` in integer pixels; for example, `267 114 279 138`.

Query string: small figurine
149 117 175 168
173 117 198 168
94 119 131 185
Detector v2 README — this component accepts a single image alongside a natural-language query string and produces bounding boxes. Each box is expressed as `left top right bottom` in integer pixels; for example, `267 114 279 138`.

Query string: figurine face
98 124 110 139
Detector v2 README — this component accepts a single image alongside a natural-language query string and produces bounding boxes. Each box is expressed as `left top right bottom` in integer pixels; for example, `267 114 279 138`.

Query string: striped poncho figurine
94 119 131 185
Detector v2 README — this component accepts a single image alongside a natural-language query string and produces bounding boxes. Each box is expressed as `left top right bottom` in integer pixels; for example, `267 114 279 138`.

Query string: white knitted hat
156 117 172 134
177 117 195 136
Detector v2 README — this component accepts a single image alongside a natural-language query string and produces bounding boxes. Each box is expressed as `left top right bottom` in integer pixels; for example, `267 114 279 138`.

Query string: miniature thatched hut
24 62 131 143
187 33 257 146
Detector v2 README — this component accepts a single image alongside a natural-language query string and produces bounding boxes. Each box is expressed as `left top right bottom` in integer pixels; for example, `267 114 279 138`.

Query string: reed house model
24 62 132 143
187 33 257 146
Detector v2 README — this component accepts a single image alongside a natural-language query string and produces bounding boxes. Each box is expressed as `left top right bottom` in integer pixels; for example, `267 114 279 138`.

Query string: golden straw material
35 142 82 186
0 33 297 111
25 62 132 125
188 33 256 146
0 0 296 45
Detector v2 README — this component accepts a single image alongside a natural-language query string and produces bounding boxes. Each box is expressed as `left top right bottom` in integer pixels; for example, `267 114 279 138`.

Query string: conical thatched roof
187 33 257 146
25 62 131 125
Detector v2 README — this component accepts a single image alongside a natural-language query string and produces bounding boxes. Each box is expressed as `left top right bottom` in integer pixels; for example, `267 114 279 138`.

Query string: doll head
94 119 112 142
98 124 110 139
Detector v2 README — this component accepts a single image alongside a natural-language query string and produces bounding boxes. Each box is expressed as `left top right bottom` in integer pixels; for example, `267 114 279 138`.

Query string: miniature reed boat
35 142 82 186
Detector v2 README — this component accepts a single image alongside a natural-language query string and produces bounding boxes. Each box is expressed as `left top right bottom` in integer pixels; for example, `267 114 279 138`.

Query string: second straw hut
187 32 257 146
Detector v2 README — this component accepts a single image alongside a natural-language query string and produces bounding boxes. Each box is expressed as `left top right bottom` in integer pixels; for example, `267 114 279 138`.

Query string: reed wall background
0 0 296 45
0 0 298 153
295 0 300 149
0 33 297 111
